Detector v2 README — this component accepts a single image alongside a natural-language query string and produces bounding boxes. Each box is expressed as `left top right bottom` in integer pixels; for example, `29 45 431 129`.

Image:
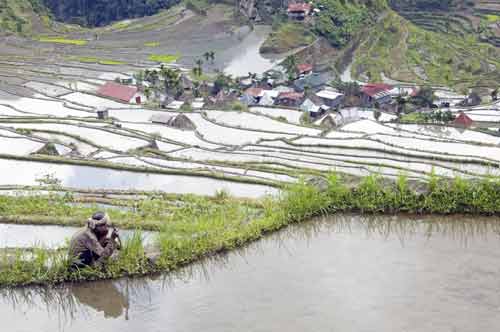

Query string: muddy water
223 26 282 77
0 224 155 249
1 214 500 332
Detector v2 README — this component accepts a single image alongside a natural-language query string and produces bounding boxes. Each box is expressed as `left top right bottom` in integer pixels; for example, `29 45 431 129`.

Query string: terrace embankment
1 172 500 287
1 213 499 331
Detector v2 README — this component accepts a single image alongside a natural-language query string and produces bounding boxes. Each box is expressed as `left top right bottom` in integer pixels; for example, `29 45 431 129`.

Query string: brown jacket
68 227 117 266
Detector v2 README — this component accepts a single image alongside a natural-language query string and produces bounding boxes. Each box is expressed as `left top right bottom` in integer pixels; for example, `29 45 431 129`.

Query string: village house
191 97 205 109
300 98 329 118
97 82 145 104
241 87 264 105
166 100 185 110
287 3 312 20
297 63 313 77
316 88 345 109
276 91 304 107
294 72 330 92
150 113 173 125
453 112 474 128
361 83 393 107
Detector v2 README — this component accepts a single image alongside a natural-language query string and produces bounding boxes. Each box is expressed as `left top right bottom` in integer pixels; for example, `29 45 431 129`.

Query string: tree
282 55 298 81
491 88 498 101
144 87 152 100
213 72 234 95
193 59 203 77
133 70 145 88
332 80 360 97
203 51 210 62
395 96 406 117
193 81 201 98
411 86 435 108
209 51 215 64
160 66 181 95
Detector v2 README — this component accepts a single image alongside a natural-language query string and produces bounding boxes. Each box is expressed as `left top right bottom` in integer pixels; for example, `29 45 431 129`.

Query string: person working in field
68 211 121 269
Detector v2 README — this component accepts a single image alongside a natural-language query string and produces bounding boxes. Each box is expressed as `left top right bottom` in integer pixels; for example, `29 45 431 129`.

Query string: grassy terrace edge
1 172 500 287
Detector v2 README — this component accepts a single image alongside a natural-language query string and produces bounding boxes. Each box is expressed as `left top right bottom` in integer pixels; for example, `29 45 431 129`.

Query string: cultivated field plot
0 32 499 197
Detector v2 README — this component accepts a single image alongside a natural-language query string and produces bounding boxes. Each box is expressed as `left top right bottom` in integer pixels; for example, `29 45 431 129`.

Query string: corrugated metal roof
97 82 137 102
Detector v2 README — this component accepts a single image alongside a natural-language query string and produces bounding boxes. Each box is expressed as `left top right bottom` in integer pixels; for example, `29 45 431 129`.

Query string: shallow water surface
1 214 500 332
223 26 281 77
0 224 155 249
0 159 278 198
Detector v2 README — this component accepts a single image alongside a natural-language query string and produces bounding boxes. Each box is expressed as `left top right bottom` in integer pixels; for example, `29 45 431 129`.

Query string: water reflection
1 214 499 331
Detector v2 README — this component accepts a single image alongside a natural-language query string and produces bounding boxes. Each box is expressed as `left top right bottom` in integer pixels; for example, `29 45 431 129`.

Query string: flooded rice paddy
1 214 499 332
0 159 278 198
223 26 282 77
0 224 155 249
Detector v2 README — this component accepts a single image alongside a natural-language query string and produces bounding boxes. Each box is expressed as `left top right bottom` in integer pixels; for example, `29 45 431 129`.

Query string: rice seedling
38 37 88 45
1 171 499 287
148 54 180 63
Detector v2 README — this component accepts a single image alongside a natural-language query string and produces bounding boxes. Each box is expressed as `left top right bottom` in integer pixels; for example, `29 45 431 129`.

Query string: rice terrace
0 0 499 331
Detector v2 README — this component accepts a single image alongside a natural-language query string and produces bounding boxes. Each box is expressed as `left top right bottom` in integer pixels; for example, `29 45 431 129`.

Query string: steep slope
41 0 181 26
0 0 50 34
349 11 500 89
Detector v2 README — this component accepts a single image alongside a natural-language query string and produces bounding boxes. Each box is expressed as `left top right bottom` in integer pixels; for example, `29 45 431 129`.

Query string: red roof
245 87 263 98
297 63 313 74
97 82 138 102
361 83 393 97
453 112 474 127
278 92 304 101
288 3 311 13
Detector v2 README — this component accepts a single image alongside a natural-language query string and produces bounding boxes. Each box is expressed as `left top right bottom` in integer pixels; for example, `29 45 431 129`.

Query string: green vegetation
351 11 500 88
314 0 385 47
38 36 88 45
1 172 500 286
149 54 180 63
261 23 315 54
41 0 181 26
485 15 499 23
0 0 50 34
68 56 125 65
144 41 161 47
110 20 132 30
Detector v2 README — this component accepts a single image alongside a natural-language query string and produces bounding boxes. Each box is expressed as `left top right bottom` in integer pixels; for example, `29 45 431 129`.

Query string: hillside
390 0 500 47
0 0 50 34
41 0 181 26
348 11 500 89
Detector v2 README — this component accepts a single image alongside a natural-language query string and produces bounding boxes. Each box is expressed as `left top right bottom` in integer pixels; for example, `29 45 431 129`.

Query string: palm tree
203 52 210 62
193 81 201 98
209 51 215 64
194 59 203 77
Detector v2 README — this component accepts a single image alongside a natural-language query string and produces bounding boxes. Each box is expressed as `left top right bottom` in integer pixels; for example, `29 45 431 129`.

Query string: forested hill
41 0 181 26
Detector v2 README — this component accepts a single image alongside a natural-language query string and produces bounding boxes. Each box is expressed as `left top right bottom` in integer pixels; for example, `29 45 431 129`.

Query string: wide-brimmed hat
87 212 111 230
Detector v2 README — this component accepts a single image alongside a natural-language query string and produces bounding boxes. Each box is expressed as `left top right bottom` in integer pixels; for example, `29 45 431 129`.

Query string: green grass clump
144 41 160 47
148 54 180 63
111 21 132 30
38 37 88 45
260 23 315 54
69 56 125 65
1 172 500 287
485 15 500 23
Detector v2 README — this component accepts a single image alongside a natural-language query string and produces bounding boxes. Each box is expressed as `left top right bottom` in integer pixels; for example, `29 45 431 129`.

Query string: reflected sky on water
1 214 500 332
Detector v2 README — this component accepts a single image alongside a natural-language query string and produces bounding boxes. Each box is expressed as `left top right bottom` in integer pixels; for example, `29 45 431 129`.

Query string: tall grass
1 172 499 286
